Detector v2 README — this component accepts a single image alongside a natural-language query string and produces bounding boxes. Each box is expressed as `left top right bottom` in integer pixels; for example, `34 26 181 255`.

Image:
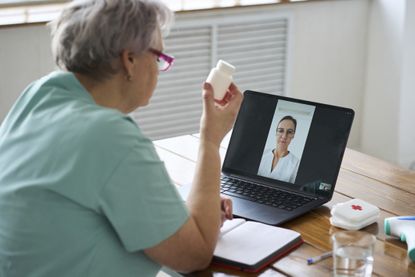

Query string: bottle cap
216 60 235 75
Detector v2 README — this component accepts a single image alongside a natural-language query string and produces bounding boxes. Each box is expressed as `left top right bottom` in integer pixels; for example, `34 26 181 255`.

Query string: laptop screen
222 91 354 199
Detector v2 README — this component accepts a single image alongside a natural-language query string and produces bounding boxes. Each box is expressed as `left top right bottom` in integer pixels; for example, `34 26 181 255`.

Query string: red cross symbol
352 205 363 211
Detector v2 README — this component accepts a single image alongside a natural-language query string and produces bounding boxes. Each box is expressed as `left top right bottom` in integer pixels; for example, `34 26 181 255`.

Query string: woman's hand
220 196 233 227
200 82 243 148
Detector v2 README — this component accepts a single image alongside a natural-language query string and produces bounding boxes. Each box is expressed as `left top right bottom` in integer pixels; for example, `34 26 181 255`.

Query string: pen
307 251 332 265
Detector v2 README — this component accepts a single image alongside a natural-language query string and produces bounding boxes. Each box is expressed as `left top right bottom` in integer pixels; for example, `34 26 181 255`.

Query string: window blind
131 12 289 140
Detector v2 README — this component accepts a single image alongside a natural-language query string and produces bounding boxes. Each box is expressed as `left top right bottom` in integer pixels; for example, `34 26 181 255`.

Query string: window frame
0 0 318 27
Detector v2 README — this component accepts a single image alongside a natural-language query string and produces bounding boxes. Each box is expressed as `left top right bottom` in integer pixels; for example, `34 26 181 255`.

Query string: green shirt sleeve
98 136 189 252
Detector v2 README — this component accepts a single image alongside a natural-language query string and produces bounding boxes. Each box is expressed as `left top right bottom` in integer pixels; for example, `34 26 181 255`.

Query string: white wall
362 0 415 168
399 0 415 169
0 24 56 120
0 0 369 149
361 0 404 164
287 0 369 148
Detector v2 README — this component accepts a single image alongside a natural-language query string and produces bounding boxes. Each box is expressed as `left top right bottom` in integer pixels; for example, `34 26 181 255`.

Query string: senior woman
258 115 300 183
0 0 242 276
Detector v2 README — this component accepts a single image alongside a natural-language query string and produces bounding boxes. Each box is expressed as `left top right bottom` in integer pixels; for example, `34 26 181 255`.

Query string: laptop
218 90 354 225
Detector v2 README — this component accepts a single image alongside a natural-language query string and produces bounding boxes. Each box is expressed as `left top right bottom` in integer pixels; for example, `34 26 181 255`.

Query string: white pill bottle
206 60 236 101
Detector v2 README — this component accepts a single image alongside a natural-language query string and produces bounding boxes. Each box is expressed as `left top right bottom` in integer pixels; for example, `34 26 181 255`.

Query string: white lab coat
257 149 299 183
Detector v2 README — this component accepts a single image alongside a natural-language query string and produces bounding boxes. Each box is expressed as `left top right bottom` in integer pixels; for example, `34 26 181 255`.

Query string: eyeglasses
276 128 295 138
149 48 175 72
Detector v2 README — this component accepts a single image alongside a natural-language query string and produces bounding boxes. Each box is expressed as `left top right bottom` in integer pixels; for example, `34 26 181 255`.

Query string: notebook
220 91 354 225
177 187 303 273
212 218 302 272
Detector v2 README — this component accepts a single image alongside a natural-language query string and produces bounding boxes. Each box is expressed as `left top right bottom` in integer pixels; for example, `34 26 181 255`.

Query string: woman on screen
258 115 300 183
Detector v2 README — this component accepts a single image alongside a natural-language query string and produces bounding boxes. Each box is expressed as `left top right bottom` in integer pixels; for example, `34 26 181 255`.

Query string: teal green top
0 71 189 277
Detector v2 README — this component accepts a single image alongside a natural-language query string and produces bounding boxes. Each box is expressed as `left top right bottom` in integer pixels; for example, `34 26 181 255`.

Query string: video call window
257 100 315 184
222 91 354 198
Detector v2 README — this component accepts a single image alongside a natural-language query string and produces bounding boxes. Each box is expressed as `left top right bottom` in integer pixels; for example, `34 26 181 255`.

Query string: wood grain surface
153 135 415 276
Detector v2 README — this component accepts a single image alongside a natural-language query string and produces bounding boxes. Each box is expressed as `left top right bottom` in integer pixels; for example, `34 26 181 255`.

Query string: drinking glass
331 231 376 277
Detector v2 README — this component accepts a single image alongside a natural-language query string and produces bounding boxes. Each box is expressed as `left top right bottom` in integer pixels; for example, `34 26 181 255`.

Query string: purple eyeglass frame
149 48 175 72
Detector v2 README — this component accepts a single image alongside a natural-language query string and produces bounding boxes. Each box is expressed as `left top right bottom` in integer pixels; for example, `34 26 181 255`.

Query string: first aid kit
330 199 380 230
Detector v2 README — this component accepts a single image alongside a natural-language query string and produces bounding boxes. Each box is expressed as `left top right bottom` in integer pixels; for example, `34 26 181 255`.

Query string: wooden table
154 133 415 276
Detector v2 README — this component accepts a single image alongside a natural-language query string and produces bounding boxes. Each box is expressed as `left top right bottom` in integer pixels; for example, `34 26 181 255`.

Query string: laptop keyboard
220 176 314 212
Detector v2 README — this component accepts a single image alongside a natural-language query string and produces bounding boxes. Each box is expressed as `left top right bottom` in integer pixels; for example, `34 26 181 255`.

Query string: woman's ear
120 49 135 80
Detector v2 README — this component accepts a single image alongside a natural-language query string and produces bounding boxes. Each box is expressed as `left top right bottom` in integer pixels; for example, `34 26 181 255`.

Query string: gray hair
49 0 173 80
